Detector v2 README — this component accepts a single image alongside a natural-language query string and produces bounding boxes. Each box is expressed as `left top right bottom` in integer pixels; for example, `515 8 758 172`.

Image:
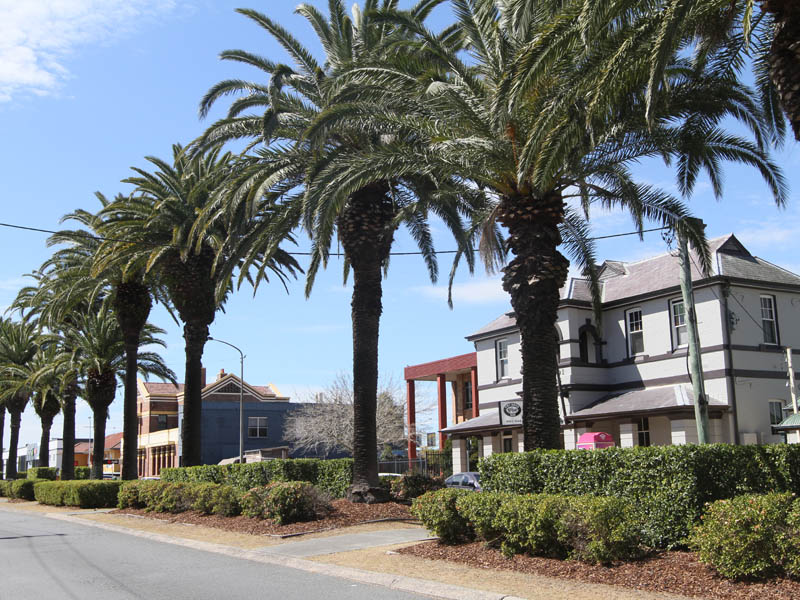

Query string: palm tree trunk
122 340 140 479
61 391 76 480
765 0 800 140
7 408 22 479
338 183 394 503
39 415 54 468
499 193 569 450
113 280 151 480
181 321 208 467
91 410 106 480
0 405 5 478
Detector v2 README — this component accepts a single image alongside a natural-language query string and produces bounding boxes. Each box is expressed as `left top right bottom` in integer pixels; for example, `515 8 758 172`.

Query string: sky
1 0 799 451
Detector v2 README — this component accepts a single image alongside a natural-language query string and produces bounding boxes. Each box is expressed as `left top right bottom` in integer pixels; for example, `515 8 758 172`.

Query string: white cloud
736 218 800 250
0 0 180 102
413 277 509 305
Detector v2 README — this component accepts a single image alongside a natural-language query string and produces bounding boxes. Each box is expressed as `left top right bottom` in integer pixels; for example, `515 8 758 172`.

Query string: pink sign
576 432 616 450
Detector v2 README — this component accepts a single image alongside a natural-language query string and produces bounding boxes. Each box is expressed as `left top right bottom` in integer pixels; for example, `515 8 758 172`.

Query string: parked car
444 471 481 491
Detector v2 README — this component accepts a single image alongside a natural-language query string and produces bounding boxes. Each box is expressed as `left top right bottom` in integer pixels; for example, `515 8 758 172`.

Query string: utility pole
678 225 710 444
788 348 798 414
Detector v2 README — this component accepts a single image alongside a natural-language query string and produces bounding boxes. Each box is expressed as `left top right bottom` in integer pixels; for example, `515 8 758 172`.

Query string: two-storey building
405 235 800 473
134 367 304 477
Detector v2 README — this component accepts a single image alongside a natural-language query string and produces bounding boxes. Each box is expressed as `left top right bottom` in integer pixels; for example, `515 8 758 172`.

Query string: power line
0 220 669 257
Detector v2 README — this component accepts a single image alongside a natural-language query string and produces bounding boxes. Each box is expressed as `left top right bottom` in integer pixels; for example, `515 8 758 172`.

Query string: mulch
112 499 413 537
398 541 800 600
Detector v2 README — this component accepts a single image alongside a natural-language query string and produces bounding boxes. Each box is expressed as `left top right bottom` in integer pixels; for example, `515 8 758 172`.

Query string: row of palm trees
1 1 795 497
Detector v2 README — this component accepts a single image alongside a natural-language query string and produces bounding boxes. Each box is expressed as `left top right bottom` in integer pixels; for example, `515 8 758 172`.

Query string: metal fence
378 450 452 478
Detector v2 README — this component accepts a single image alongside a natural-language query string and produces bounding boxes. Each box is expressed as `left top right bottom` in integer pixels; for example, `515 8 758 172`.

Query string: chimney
200 367 206 388
218 368 226 381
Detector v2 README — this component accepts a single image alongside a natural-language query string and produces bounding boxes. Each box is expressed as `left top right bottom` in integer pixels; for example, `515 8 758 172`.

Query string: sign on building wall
499 399 523 426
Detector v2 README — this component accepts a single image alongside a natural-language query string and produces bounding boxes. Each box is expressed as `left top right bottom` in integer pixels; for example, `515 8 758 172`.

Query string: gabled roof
141 382 183 395
105 432 123 450
202 373 281 400
471 234 800 338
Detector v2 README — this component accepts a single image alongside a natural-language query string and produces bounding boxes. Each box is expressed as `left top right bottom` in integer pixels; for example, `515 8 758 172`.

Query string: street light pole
207 337 245 465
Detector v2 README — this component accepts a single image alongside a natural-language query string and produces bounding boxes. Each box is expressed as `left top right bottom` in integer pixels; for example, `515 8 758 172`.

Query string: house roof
74 442 91 454
568 385 728 421
441 408 510 434
469 234 800 339
142 382 184 395
105 432 123 450
775 412 800 430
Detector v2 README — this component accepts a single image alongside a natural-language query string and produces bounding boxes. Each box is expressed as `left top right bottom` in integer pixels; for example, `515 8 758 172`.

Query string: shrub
255 482 329 525
74 467 91 480
494 494 570 558
456 491 512 545
9 478 42 500
479 444 800 548
556 496 642 564
210 485 242 517
118 481 154 509
35 481 121 508
190 482 221 514
27 467 57 481
0 481 10 497
412 489 473 544
315 459 353 498
690 493 795 579
390 473 444 501
16 470 27 479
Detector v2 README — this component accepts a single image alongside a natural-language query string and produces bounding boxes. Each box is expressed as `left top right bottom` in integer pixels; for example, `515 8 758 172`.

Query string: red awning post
470 366 479 419
406 379 417 464
437 373 448 448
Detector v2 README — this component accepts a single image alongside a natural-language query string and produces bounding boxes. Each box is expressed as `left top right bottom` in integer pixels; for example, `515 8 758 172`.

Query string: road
0 509 433 600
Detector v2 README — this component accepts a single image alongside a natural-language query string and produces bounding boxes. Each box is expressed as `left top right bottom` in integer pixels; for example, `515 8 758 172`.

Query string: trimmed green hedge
479 444 800 548
27 467 58 481
414 489 643 565
161 458 354 498
74 467 91 480
8 479 47 500
0 481 9 497
241 482 331 524
34 481 121 508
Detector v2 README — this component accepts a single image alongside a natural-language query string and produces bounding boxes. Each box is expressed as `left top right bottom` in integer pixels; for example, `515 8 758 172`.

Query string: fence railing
378 450 452 478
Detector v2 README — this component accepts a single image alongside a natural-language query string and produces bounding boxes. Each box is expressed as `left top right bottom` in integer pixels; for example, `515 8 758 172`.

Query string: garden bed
399 541 800 600
113 498 413 537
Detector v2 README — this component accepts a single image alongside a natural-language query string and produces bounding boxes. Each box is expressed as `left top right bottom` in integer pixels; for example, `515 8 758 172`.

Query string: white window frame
247 416 268 438
769 400 784 427
626 308 644 356
760 295 778 345
670 299 688 349
496 339 509 379
637 417 651 447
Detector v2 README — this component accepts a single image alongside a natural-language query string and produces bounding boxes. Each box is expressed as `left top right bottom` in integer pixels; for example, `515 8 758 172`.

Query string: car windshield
473 473 480 482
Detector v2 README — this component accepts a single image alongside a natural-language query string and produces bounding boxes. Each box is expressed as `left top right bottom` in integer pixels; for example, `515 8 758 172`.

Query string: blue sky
1 0 799 450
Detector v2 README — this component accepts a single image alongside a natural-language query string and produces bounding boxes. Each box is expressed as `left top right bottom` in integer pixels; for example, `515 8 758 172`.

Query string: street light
207 336 246 465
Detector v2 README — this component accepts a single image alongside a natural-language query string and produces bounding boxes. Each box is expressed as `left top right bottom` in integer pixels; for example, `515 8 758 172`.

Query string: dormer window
760 295 778 345
626 309 644 356
496 339 509 379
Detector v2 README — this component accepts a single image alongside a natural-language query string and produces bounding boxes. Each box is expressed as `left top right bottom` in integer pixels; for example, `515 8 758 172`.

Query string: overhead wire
0 220 669 257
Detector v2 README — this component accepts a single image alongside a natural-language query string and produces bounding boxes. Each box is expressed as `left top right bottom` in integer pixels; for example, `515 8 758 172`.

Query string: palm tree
318 0 787 449
99 145 299 468
578 0 797 141
61 308 175 479
196 0 478 501
0 318 38 478
23 197 162 480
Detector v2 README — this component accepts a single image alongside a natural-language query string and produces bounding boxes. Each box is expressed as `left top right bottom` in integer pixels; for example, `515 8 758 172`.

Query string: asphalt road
0 509 433 600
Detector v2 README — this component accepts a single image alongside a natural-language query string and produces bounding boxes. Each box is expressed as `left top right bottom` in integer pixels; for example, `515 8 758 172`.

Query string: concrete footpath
0 500 690 600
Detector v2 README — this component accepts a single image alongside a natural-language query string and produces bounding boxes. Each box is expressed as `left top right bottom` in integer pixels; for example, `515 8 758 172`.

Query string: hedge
0 481 9 497
34 481 122 508
7 479 47 500
414 489 643 564
27 467 57 481
479 444 800 548
161 458 354 498
74 467 91 480
118 480 243 517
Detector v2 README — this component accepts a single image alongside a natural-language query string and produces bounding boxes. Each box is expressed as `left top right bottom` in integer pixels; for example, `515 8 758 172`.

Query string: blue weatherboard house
136 368 312 476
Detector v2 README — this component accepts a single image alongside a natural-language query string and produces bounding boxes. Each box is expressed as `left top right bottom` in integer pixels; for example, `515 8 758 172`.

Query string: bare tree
284 373 405 457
